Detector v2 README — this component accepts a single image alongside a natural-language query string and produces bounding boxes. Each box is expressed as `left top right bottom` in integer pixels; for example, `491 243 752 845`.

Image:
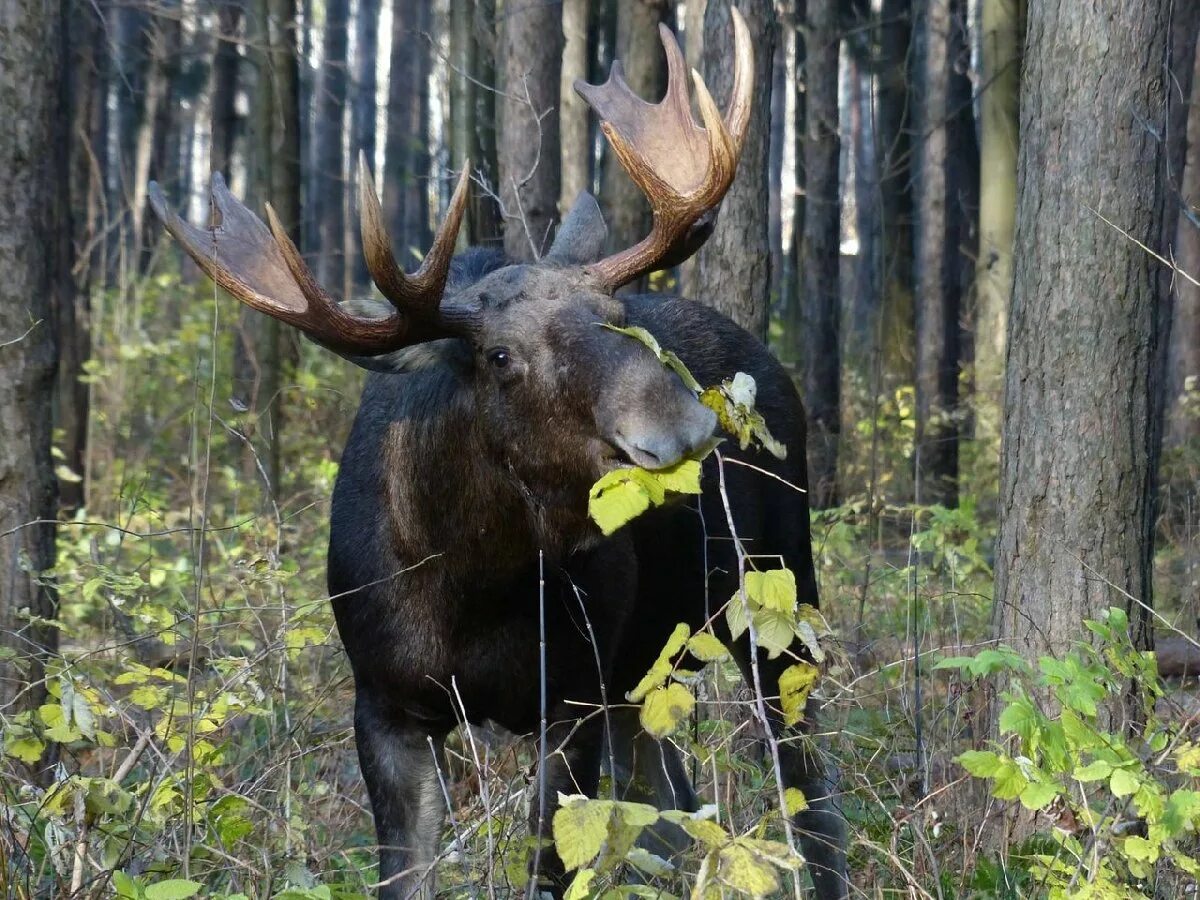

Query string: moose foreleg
355 700 448 900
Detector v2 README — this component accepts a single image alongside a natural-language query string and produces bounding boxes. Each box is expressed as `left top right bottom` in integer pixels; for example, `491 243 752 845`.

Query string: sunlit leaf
639 683 695 738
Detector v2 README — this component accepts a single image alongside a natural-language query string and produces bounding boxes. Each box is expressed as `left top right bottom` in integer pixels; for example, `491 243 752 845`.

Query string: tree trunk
560 0 592 214
234 0 302 493
498 0 563 260
450 0 475 245
798 0 839 507
1168 37 1200 449
315 0 349 291
600 0 669 283
974 0 1022 466
691 0 777 338
994 0 1173 709
912 0 975 508
877 0 915 383
384 0 431 257
471 0 502 243
350 0 381 285
210 2 242 182
0 0 64 715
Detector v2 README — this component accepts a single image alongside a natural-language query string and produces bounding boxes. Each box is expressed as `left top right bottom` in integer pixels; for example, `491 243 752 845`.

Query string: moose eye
486 348 511 369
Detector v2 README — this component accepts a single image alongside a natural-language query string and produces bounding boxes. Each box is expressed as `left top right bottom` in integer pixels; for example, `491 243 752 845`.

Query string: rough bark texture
450 0 475 244
995 0 1172 680
1170 48 1200 448
600 0 669 282
0 0 63 711
798 0 839 507
385 0 432 259
471 0 501 243
691 0 777 339
912 0 975 507
560 0 592 214
974 0 1022 460
315 0 349 291
499 0 564 260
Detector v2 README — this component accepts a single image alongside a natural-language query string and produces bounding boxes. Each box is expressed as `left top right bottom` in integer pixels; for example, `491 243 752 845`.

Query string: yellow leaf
627 623 690 702
680 817 729 847
779 662 820 726
5 735 45 765
744 569 796 614
687 632 729 663
718 841 780 897
588 472 653 536
783 788 808 816
639 683 695 739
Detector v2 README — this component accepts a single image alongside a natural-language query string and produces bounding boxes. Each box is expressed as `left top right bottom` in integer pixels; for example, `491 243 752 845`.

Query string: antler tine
357 152 471 312
149 173 461 358
573 8 754 290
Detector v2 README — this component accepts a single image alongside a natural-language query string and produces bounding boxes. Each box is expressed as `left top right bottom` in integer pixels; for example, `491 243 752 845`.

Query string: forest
2 0 1200 896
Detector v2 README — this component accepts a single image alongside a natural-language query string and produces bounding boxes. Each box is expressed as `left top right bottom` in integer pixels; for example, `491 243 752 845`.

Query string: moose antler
148 163 474 357
575 9 752 290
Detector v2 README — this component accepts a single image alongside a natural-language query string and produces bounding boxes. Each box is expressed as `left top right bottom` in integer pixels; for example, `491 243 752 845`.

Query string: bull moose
150 11 847 898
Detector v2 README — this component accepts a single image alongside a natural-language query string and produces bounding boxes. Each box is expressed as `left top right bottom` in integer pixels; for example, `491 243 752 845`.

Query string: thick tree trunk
350 0 381 285
600 0 669 283
912 0 975 507
384 0 431 256
450 0 475 244
315 0 349 291
798 0 839 507
877 0 915 383
691 0 777 338
560 0 592 214
499 0 563 260
0 0 64 713
994 0 1172 699
974 0 1022 464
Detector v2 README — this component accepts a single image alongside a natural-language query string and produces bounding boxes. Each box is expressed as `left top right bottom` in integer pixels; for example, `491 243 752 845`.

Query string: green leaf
744 569 796 614
144 880 202 900
1073 760 1114 782
779 663 820 726
998 696 1040 745
553 797 612 871
112 871 141 900
564 868 596 900
588 471 653 536
726 592 749 641
680 816 729 847
639 683 695 738
992 759 1029 800
1019 781 1059 810
649 458 702 495
957 750 1004 778
5 736 45 765
1110 767 1139 798
751 608 795 658
686 632 729 662
1123 835 1160 863
627 623 690 703
717 841 780 898
933 656 979 672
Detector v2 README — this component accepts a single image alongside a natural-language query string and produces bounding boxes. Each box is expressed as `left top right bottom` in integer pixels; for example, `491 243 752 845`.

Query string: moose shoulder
150 11 848 899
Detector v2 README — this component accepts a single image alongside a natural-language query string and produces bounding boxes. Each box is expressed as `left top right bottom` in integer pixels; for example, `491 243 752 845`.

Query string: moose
151 11 847 898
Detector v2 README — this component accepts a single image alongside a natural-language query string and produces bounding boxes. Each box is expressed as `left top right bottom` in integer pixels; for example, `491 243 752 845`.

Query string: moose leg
730 647 849 900
605 707 698 859
355 699 448 900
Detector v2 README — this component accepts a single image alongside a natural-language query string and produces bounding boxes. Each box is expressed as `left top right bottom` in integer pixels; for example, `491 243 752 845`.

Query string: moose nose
615 399 717 470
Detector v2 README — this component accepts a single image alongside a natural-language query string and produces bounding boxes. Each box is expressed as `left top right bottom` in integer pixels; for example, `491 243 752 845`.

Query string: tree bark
471 0 501 243
350 0 381 285
498 0 563 260
385 0 431 258
912 0 975 507
600 0 670 283
560 0 592 214
974 0 1022 465
450 0 475 245
994 0 1173 701
798 0 839 507
1169 37 1200 449
0 0 64 714
877 0 915 384
211 3 243 182
315 0 349 291
691 0 777 339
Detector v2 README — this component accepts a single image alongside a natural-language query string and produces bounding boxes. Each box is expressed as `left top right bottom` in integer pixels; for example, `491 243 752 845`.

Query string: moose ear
545 192 608 265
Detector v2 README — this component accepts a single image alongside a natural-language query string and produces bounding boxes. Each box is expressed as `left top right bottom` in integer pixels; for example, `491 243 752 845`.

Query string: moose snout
611 395 717 470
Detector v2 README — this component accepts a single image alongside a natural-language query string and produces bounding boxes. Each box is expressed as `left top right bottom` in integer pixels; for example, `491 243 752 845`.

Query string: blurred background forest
3 0 1200 896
